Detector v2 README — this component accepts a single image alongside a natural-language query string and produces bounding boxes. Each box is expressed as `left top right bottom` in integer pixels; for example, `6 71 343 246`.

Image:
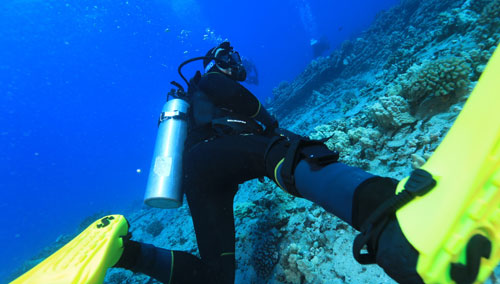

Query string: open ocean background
0 0 400 281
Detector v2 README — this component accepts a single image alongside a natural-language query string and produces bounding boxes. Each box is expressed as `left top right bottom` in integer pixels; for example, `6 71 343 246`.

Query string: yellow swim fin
10 215 129 284
395 44 500 283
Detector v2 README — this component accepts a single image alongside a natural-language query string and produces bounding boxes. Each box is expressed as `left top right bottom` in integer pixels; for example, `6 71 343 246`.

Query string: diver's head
203 41 247 81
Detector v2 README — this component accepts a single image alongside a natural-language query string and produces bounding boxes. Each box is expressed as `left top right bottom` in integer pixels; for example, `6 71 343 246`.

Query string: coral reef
145 219 165 237
370 95 416 129
477 0 500 29
252 236 280 279
389 56 471 106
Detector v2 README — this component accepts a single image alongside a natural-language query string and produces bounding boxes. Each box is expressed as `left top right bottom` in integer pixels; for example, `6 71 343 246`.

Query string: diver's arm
198 72 277 128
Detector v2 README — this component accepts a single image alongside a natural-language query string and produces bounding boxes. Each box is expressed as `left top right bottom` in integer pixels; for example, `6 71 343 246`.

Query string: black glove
254 107 278 136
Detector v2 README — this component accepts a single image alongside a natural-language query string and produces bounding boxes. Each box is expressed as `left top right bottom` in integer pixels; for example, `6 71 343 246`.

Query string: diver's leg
114 136 259 284
264 138 424 282
263 138 374 226
114 135 267 284
180 134 279 283
115 241 207 283
184 179 238 284
182 135 270 284
293 160 375 226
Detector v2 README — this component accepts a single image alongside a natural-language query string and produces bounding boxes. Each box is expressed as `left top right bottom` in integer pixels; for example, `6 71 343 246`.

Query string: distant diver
12 41 500 284
241 56 259 85
310 36 331 57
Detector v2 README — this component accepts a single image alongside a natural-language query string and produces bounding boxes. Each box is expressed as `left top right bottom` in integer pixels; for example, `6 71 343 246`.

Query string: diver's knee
263 136 340 197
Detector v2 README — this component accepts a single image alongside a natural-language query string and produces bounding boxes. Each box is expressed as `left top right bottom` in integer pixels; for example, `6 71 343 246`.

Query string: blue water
0 0 399 281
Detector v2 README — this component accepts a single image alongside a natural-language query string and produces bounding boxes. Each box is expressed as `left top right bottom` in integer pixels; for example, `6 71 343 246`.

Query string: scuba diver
12 41 500 284
311 36 330 58
241 56 259 85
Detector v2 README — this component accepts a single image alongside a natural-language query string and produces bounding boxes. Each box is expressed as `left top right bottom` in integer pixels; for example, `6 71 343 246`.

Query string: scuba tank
144 84 190 209
144 51 231 209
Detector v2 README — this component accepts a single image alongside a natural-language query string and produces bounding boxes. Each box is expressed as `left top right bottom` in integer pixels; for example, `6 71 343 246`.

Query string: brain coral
390 56 471 105
370 95 416 129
